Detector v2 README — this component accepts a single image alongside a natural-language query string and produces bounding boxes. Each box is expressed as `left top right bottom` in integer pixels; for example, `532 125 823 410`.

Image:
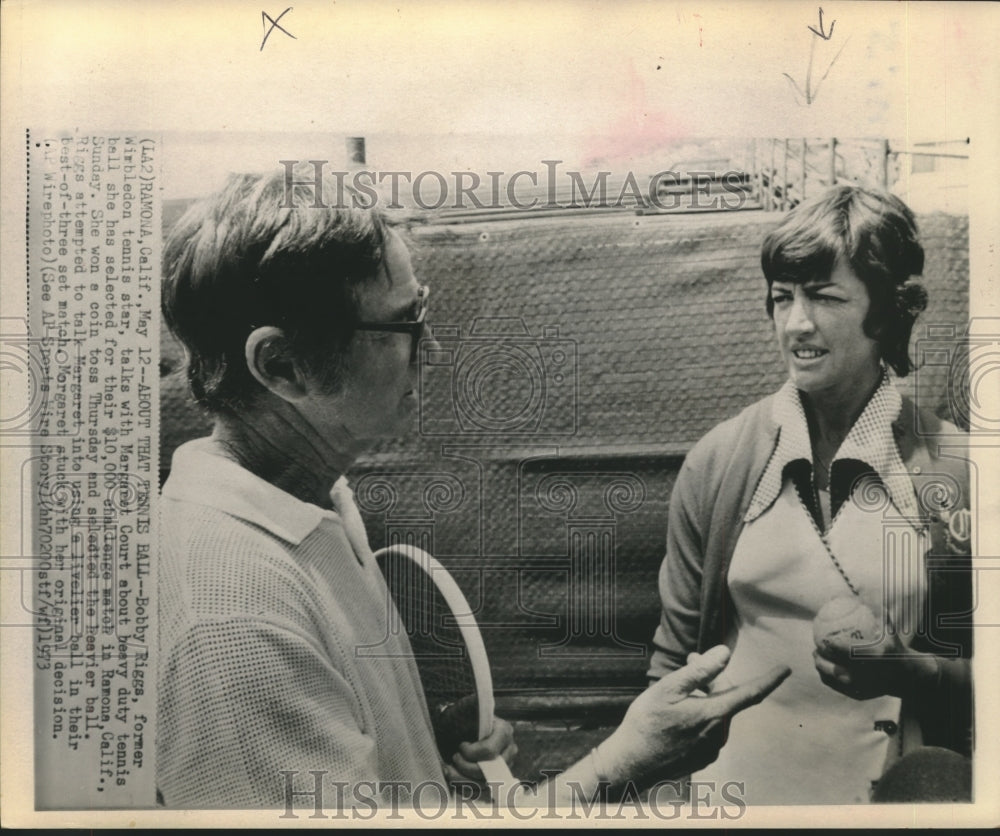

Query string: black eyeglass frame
354 284 430 362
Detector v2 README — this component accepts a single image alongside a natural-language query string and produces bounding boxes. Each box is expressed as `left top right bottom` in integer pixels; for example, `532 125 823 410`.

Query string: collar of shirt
328 476 375 565
745 371 919 523
162 437 339 546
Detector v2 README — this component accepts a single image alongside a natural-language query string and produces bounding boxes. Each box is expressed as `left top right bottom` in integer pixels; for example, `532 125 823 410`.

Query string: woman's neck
801 365 883 460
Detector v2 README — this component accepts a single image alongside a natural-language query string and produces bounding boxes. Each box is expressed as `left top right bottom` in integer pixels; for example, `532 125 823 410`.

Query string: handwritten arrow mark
807 7 835 40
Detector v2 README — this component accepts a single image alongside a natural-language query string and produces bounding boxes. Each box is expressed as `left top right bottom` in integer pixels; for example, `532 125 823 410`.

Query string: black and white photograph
2 1 997 828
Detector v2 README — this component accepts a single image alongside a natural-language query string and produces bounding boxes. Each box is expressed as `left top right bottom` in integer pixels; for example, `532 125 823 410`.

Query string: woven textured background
159 207 969 777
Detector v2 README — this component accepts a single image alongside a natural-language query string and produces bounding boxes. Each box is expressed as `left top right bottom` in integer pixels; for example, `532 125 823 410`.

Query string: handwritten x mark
261 7 296 51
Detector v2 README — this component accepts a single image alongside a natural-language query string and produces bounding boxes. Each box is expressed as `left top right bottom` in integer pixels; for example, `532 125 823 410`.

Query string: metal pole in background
347 136 366 166
801 138 808 201
782 138 789 210
769 139 776 210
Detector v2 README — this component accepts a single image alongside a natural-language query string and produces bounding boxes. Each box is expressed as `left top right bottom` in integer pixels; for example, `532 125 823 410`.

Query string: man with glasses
157 170 490 808
157 168 789 810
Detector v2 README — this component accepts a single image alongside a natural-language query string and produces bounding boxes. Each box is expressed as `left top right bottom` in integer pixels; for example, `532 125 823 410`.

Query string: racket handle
478 755 520 803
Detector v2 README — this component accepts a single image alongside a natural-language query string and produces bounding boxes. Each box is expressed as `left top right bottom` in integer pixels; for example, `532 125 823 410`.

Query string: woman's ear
245 326 308 402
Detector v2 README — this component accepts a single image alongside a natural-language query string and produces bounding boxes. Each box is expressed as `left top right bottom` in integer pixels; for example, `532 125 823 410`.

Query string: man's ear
245 326 308 402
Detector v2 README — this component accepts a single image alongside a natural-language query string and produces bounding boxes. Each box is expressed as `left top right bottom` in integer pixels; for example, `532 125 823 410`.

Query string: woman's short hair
760 184 927 376
162 168 391 413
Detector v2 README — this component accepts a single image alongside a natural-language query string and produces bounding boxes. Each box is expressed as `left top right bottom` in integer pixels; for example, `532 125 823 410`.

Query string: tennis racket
373 544 519 799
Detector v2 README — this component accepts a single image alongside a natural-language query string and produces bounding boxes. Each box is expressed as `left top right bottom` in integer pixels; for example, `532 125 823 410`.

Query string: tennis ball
812 596 881 655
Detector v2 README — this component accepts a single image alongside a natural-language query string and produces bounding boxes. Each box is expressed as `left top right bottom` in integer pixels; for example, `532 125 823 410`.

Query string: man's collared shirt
157 438 444 808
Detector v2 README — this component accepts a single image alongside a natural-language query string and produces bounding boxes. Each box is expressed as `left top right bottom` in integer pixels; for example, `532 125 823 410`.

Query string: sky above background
4 1 995 205
4 1 993 144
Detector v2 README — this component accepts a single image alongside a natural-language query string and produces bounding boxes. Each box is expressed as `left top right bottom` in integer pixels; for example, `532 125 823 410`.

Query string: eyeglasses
354 284 430 362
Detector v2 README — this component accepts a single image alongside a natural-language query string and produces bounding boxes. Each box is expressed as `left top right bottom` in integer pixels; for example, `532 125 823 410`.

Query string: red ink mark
693 13 702 47
583 62 684 167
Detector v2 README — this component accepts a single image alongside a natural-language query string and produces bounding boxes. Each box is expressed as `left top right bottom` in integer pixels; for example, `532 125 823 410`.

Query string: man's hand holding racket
443 716 518 783
373 545 787 804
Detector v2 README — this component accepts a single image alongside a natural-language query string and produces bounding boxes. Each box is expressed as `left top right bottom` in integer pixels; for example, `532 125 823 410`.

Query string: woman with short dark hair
649 185 972 804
